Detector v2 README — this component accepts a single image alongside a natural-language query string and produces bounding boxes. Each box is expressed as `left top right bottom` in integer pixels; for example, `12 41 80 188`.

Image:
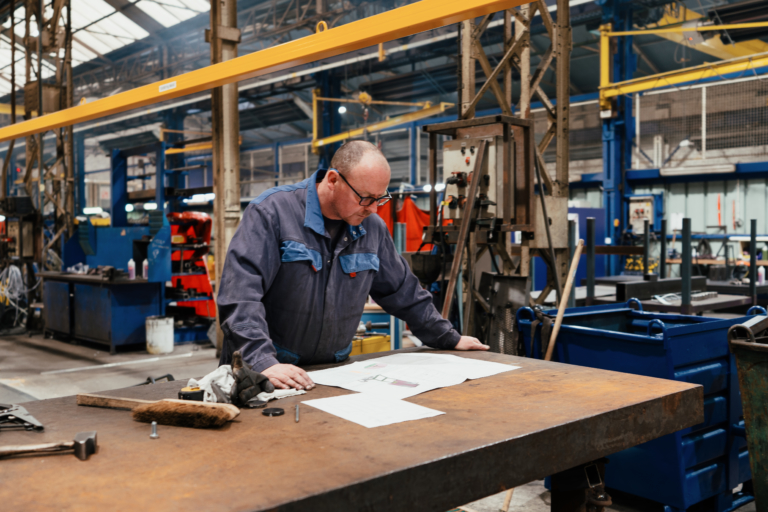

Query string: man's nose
366 202 378 214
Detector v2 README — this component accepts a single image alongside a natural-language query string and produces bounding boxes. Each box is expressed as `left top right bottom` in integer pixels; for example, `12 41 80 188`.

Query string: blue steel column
75 134 85 215
409 122 418 185
163 109 186 206
111 149 128 227
155 143 166 211
600 3 637 275
316 71 342 168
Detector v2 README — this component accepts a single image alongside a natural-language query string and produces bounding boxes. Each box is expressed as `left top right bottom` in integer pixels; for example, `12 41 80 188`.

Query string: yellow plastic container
350 335 391 357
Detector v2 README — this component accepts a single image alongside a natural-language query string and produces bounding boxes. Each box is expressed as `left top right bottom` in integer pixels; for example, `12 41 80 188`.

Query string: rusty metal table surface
0 349 702 512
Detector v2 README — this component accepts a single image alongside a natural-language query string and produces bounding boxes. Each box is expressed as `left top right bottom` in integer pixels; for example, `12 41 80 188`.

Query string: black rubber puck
262 407 285 417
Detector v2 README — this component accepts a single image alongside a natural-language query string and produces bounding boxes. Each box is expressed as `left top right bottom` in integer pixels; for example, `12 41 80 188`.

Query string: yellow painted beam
0 0 525 144
599 24 611 111
600 52 768 99
313 103 454 149
609 22 768 36
647 7 768 60
0 104 35 117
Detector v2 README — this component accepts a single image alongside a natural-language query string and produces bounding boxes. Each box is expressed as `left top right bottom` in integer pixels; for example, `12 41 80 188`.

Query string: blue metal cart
517 300 760 512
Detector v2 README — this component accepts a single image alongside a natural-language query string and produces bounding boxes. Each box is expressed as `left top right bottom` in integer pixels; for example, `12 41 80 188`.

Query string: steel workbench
0 349 702 512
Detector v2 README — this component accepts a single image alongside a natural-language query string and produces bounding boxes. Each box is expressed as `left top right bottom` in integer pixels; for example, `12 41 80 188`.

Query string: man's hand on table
263 364 316 391
454 336 490 351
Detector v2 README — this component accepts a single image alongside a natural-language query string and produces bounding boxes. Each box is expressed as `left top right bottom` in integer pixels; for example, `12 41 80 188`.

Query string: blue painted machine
517 301 758 512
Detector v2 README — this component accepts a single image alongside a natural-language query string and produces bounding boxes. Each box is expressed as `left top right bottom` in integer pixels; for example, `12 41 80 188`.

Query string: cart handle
647 319 666 338
516 307 535 323
747 305 767 316
627 298 643 312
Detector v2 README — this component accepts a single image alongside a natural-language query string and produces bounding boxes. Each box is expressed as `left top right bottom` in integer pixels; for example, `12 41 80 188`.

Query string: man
218 140 488 392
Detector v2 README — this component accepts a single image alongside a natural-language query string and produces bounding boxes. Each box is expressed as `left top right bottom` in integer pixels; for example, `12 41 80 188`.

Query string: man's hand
454 336 490 351
263 364 315 391
230 351 275 405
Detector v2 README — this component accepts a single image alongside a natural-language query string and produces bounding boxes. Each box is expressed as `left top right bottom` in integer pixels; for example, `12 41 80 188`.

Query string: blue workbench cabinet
73 282 162 354
517 301 756 512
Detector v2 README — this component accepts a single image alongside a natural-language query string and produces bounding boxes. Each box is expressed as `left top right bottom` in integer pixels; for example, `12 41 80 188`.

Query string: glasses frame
331 169 392 207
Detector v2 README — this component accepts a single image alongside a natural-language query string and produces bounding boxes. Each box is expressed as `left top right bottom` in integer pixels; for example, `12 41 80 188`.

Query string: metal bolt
150 421 159 439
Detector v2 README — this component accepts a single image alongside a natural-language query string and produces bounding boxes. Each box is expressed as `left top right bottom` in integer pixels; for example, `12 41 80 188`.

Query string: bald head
330 140 389 178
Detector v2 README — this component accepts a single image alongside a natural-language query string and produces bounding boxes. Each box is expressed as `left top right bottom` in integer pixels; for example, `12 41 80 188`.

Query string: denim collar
307 169 366 238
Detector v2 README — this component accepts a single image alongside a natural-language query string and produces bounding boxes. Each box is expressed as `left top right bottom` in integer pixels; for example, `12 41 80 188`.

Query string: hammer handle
77 393 157 410
0 441 74 458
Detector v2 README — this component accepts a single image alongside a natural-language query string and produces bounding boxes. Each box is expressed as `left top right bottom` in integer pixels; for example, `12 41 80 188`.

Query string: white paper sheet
307 353 519 399
302 393 445 428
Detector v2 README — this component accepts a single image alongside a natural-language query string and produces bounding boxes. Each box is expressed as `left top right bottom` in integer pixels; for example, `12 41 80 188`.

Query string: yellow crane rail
0 0 524 144
599 19 768 111
313 102 454 149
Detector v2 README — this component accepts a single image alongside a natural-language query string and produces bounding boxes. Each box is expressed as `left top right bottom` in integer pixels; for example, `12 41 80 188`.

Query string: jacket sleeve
217 204 282 372
369 224 460 350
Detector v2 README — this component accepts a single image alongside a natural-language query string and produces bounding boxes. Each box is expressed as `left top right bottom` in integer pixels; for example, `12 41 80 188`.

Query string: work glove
230 350 275 406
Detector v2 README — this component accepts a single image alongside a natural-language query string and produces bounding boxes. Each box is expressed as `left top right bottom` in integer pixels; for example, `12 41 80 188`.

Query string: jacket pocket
273 342 301 365
280 240 323 271
334 341 353 363
339 253 380 276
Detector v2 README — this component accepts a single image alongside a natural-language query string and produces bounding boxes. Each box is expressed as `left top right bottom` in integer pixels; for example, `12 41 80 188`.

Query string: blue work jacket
217 169 460 372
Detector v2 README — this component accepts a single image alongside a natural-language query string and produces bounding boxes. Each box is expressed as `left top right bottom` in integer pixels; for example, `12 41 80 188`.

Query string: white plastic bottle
759 266 765 286
142 259 149 279
128 258 136 279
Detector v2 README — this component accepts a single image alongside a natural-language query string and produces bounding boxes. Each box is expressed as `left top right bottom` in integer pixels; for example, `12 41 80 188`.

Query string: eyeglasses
332 169 392 207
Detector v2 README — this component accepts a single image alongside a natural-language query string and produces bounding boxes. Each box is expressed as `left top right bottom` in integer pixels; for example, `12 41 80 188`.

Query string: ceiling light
83 207 103 215
435 183 446 192
422 184 432 192
125 204 134 212
143 202 158 211
338 106 347 114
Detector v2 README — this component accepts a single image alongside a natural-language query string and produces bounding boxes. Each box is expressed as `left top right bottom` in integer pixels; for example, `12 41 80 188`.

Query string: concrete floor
0 333 757 512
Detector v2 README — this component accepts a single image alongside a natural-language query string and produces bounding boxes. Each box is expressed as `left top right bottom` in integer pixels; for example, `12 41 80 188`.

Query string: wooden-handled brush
77 393 239 428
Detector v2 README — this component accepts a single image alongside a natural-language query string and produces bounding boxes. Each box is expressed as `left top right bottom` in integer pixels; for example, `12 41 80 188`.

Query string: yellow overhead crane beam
648 7 768 61
0 0 526 144
313 101 454 150
599 18 768 111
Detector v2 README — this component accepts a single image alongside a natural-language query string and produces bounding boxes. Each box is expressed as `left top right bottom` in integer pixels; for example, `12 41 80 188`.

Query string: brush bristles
132 401 234 428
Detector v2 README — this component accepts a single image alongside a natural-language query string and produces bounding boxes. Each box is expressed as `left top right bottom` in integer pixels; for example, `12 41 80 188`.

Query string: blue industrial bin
517 300 758 512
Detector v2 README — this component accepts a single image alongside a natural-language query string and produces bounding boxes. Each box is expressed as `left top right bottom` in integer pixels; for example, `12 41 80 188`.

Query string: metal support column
660 218 667 279
75 134 85 215
682 218 692 315
586 217 595 305
643 219 650 277
750 219 757 305
568 219 576 308
210 0 241 355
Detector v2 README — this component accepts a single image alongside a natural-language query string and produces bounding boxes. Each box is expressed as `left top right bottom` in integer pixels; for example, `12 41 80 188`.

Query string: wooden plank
0 349 702 512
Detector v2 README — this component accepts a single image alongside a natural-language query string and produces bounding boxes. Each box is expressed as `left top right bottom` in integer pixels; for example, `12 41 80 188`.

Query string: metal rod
682 218 692 314
534 155 562 306
428 132 437 227
587 217 595 304
568 220 576 308
545 239 584 361
643 219 650 276
660 219 667 279
751 219 757 305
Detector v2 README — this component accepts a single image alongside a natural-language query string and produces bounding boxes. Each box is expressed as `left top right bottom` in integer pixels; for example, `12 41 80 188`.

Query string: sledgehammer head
73 431 97 461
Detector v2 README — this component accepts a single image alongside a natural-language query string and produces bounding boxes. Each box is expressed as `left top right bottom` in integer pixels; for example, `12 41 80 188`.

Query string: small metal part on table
244 399 268 409
150 421 159 439
295 404 299 423
262 408 284 417
0 404 44 431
